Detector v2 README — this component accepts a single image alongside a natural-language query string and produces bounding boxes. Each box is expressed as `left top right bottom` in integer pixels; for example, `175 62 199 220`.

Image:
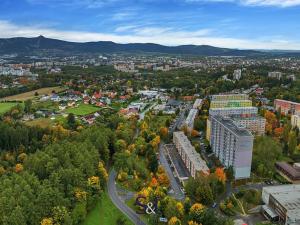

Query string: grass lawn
1 87 66 101
25 118 55 128
66 104 100 116
83 191 134 225
0 102 19 114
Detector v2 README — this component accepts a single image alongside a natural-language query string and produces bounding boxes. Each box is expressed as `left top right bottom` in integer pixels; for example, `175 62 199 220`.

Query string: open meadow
0 102 19 114
1 87 66 101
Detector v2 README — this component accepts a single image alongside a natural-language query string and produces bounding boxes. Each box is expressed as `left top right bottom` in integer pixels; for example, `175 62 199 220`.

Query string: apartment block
262 184 300 225
210 116 254 179
233 69 242 80
173 132 209 178
268 71 282 80
291 114 300 129
210 100 252 109
209 107 258 117
211 94 249 101
193 98 203 109
232 116 266 136
185 109 198 131
274 99 300 115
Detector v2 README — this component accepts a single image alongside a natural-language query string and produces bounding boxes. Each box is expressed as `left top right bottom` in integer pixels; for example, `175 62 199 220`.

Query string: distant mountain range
0 36 299 57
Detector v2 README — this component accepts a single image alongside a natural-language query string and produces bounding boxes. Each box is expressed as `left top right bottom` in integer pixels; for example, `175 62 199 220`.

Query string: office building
173 132 209 178
274 99 300 115
262 184 300 225
210 116 254 179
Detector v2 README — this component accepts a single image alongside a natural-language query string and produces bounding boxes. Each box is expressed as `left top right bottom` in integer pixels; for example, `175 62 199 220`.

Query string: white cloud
186 0 300 7
0 20 300 50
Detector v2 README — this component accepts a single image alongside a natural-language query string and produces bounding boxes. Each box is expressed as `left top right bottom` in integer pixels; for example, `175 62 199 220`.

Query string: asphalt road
108 170 147 225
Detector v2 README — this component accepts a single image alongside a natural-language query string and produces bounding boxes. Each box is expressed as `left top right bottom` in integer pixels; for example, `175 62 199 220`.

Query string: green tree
288 131 297 155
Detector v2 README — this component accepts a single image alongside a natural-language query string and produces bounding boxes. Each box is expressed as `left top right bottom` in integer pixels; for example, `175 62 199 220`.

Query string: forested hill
0 36 265 56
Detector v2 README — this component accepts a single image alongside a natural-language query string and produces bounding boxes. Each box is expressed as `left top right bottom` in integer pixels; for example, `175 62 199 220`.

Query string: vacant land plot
25 118 55 128
1 87 66 101
83 191 133 225
0 102 19 114
66 104 100 116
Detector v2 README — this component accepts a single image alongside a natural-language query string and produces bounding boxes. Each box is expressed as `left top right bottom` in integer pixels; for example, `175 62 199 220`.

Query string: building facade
274 99 300 115
232 116 266 136
210 100 252 109
211 94 249 101
291 114 300 128
210 116 254 179
268 71 282 80
173 132 209 178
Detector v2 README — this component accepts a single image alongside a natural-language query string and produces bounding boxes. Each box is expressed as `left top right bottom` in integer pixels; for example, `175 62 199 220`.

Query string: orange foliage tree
214 167 226 183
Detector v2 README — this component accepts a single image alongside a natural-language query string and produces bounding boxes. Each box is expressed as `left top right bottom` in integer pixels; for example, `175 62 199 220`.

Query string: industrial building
262 184 300 225
173 132 209 178
210 116 254 179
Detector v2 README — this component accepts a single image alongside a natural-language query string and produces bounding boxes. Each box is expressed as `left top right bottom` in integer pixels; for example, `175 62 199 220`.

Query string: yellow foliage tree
40 218 53 225
15 163 24 173
98 162 108 182
190 203 205 215
176 202 184 218
88 176 100 186
168 216 181 225
74 188 87 201
150 135 161 149
188 221 201 225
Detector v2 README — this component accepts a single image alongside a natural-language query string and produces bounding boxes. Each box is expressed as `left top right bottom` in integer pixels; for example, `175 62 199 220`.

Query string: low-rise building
262 184 300 225
173 132 209 178
275 162 300 184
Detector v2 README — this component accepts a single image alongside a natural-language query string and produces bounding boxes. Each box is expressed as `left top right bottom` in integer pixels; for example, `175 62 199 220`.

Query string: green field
83 191 134 225
65 104 100 116
0 102 18 114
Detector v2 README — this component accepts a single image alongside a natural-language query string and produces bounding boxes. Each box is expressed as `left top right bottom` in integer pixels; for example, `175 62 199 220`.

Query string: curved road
108 169 147 225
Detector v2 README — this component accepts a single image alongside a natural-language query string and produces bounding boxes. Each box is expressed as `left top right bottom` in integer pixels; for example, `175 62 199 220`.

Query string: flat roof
165 144 190 178
263 184 300 220
186 109 198 127
212 115 253 137
173 132 209 172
